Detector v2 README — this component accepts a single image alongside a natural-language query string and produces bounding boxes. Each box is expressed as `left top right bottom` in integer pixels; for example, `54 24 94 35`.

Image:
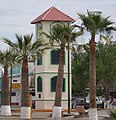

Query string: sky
0 0 116 50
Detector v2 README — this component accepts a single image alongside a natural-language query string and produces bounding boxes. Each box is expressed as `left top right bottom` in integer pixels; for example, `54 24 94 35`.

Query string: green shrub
109 109 116 120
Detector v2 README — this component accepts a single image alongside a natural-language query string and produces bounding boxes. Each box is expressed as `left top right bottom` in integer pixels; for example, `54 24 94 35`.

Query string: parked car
72 98 88 109
110 101 116 109
76 99 89 110
72 97 102 109
86 97 102 108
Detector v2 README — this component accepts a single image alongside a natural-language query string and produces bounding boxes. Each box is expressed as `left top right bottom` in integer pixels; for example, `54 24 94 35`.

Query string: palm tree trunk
1 67 11 116
21 56 30 119
89 35 98 120
52 46 64 120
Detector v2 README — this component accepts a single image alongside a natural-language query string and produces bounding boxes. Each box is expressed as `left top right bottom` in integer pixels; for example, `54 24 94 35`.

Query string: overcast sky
0 0 116 50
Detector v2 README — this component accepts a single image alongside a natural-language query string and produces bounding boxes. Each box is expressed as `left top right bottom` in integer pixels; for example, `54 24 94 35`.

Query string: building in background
0 62 35 106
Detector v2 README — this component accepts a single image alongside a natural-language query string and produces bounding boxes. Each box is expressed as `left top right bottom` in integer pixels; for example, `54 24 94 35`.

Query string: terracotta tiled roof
31 6 75 24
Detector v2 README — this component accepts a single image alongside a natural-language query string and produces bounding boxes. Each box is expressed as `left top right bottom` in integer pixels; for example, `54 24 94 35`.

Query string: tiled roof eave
31 19 75 24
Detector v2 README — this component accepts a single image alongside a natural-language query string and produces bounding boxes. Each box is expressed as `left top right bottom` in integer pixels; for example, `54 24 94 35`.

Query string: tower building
31 6 74 109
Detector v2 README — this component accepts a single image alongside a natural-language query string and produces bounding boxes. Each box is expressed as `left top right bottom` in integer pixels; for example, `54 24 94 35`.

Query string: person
32 100 35 109
113 97 116 102
102 95 105 108
109 96 113 104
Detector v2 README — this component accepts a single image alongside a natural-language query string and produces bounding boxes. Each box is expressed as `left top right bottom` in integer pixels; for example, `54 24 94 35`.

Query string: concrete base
1 105 11 116
52 106 62 120
20 106 30 119
89 108 98 120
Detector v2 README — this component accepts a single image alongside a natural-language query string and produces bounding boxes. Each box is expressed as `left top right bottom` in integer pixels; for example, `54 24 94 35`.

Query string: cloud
0 0 116 50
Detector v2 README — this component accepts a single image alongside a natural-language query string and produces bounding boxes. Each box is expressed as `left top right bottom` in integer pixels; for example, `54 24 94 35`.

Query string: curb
12 108 78 112
11 108 105 113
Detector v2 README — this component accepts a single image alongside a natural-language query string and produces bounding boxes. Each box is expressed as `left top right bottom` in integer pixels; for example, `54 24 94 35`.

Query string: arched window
50 22 64 33
51 76 65 92
51 49 65 64
51 49 60 64
37 53 42 65
38 23 42 38
37 76 42 92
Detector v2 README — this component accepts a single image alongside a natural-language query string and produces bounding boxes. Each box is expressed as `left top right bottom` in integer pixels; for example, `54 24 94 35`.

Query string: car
86 97 102 108
110 101 116 109
76 99 89 110
72 97 102 109
86 97 102 104
72 98 89 109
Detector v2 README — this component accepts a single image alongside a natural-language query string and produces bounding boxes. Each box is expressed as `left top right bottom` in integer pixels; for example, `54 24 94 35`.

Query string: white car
86 97 102 108
110 101 116 109
86 97 102 104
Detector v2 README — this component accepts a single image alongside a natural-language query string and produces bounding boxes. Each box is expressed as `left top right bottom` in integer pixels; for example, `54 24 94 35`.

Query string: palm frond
0 48 20 68
100 34 111 44
3 38 16 47
43 24 79 48
78 10 116 36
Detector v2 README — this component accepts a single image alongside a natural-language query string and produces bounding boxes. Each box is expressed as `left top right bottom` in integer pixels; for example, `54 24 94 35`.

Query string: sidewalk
0 110 109 120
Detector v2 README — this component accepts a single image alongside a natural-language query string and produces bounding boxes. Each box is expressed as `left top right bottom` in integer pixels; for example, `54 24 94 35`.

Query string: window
37 53 42 65
13 80 17 82
38 23 42 38
51 49 65 64
29 88 35 96
30 91 35 96
12 92 16 96
38 94 41 98
51 76 65 92
37 76 42 92
51 49 60 64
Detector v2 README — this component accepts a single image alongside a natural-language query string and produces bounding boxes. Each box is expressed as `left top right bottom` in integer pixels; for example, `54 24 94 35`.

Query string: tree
72 41 116 98
44 24 78 120
72 45 89 97
77 10 116 119
96 41 116 98
0 49 18 116
3 34 49 119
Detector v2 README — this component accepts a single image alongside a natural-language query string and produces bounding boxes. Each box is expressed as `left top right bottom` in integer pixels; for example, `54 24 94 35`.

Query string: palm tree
77 10 116 119
0 49 18 116
44 24 79 120
3 34 49 119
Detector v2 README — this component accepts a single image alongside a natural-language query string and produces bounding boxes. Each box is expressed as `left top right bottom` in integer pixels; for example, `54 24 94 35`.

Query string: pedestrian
109 96 113 104
102 95 105 108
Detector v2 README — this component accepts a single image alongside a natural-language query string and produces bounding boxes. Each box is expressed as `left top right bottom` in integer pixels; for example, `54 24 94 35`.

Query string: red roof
31 6 75 24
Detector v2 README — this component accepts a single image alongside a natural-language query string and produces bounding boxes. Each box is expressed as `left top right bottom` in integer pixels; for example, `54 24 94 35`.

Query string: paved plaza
0 109 109 120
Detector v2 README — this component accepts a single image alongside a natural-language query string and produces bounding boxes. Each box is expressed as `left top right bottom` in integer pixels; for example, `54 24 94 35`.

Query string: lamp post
68 41 70 114
10 64 12 105
0 67 3 105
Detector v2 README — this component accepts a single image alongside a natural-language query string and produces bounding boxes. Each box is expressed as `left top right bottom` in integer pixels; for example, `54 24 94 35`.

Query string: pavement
0 109 110 120
0 108 109 120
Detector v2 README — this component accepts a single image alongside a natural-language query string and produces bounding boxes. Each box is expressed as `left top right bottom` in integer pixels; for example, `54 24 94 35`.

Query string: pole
68 41 70 114
30 95 32 120
0 68 3 105
10 64 12 105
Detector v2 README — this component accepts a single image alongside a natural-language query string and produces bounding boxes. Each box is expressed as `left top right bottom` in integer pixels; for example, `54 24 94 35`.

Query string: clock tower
31 6 74 110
